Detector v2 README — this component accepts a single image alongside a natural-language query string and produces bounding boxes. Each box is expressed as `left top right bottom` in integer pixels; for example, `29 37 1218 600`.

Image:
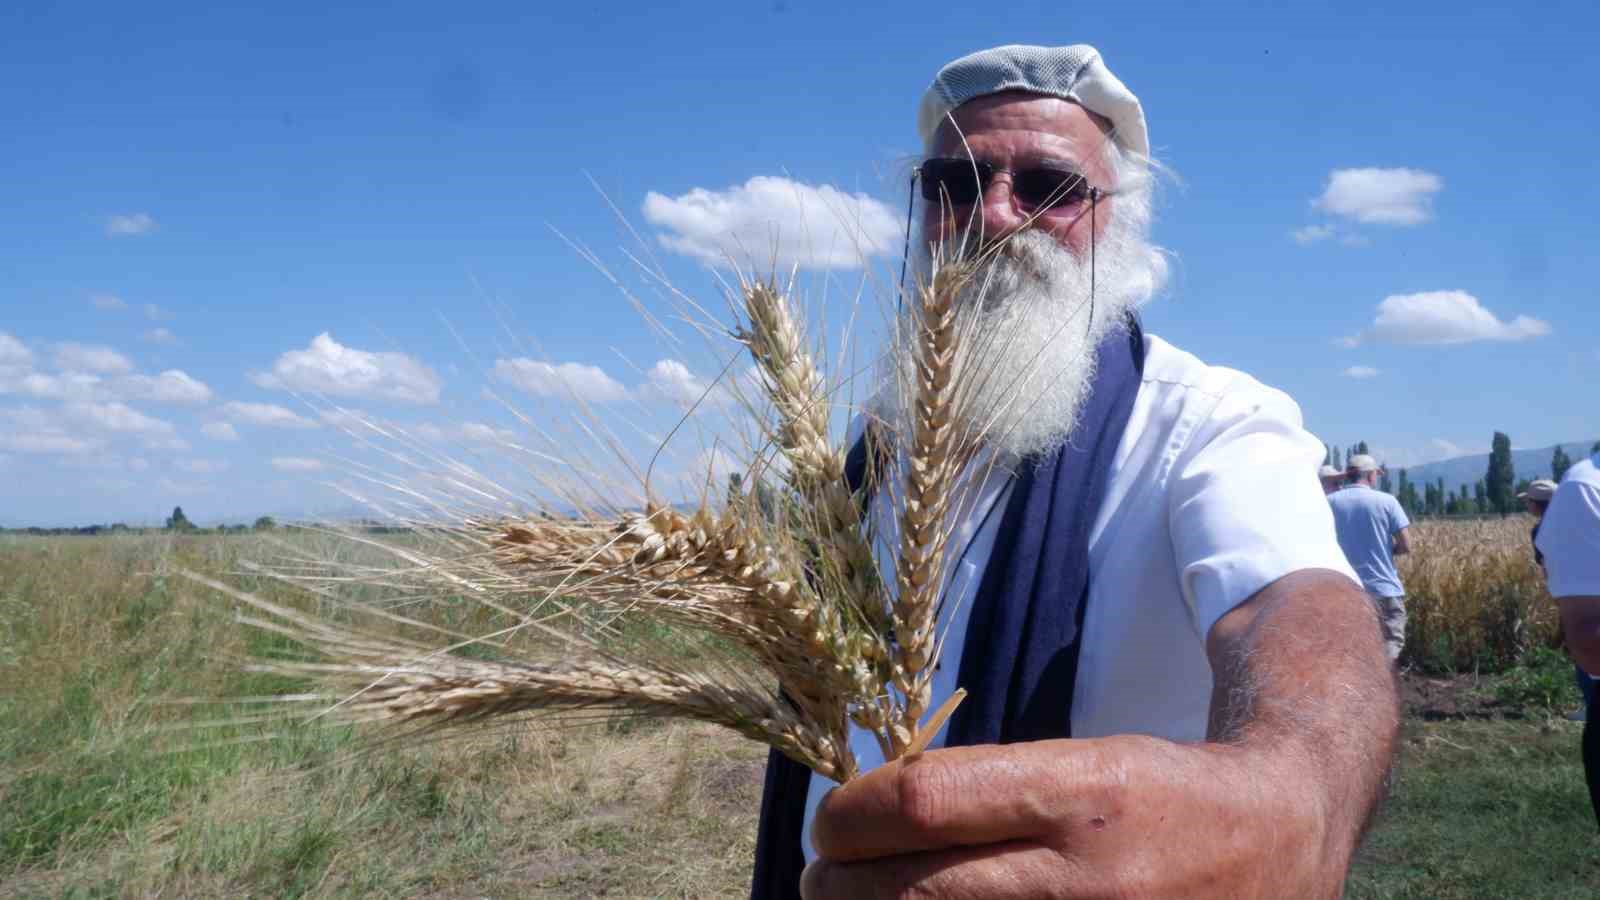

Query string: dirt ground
1401 670 1523 720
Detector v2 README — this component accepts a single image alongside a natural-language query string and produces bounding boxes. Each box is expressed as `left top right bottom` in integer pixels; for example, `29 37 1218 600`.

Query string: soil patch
1401 671 1516 721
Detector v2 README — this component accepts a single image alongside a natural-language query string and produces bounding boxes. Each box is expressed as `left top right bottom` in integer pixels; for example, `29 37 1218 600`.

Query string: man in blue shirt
1328 454 1413 661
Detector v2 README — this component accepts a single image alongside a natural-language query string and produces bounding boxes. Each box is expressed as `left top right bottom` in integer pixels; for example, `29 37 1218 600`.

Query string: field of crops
1398 516 1557 673
1 519 1593 897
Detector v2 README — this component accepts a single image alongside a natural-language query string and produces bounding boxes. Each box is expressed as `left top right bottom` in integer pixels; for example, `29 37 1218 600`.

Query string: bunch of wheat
193 255 998 781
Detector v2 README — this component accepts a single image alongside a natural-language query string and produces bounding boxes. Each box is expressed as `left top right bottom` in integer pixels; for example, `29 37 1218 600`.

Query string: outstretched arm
1206 568 1401 869
801 568 1399 899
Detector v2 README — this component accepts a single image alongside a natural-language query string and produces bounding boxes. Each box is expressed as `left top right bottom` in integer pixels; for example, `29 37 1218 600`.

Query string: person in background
1536 451 1600 829
1319 464 1343 495
1521 479 1558 567
1521 479 1590 721
1328 454 1412 662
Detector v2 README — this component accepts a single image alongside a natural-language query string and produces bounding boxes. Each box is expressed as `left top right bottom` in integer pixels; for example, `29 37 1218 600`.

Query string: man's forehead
929 93 1114 167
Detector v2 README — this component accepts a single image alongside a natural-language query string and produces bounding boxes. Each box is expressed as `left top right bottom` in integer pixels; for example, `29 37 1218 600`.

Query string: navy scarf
750 316 1146 899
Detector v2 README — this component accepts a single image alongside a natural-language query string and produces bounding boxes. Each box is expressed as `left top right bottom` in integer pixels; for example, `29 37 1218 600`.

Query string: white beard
884 217 1164 461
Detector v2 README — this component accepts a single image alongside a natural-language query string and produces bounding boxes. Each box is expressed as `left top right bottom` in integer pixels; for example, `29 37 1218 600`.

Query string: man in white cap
1328 454 1412 662
1519 478 1559 566
1537 455 1600 826
1320 463 1345 495
1521 478 1593 721
753 44 1398 899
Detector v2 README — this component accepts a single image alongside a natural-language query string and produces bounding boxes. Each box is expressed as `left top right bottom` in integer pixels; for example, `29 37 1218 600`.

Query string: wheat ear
489 501 884 768
891 262 968 746
737 279 895 745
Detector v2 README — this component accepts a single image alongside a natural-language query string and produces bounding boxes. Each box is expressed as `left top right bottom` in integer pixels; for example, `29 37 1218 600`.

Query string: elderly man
752 44 1398 899
1328 454 1413 662
1537 454 1600 826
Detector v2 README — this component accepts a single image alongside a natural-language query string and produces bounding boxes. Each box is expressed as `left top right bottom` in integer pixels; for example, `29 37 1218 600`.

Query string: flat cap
917 44 1148 158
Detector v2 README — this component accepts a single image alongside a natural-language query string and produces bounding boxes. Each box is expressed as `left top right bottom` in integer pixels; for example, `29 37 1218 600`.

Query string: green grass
1348 718 1600 898
3 533 1600 897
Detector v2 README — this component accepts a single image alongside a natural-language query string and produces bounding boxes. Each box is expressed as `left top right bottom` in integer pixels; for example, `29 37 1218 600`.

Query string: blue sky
3 1 1596 526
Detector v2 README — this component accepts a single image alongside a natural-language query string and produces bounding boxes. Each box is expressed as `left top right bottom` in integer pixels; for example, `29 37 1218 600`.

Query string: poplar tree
1485 432 1515 515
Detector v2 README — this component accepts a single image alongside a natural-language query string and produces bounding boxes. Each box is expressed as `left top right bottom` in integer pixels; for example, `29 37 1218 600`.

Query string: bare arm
1391 526 1411 556
1558 597 1600 674
1207 568 1401 867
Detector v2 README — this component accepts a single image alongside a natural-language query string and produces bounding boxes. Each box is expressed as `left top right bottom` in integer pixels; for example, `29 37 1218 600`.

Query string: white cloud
222 400 319 429
0 332 32 377
141 328 177 345
271 456 326 472
253 333 441 405
1341 365 1381 379
492 358 628 403
1312 167 1442 226
176 458 229 474
638 358 714 408
201 422 240 441
105 213 157 236
458 422 516 443
143 303 172 321
53 342 133 374
643 175 902 270
157 476 215 495
112 370 213 406
1429 438 1481 460
1291 224 1335 245
0 367 211 407
90 293 127 311
4 372 104 401
0 403 185 454
0 407 102 455
1343 290 1550 346
63 401 186 449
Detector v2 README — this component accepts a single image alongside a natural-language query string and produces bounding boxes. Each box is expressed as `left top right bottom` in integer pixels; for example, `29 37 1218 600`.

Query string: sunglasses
918 158 1105 211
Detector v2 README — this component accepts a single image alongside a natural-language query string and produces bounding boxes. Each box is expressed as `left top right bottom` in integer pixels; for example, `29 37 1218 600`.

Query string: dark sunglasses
918 158 1105 210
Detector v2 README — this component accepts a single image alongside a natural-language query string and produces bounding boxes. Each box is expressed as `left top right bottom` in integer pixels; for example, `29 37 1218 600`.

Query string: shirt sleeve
1537 482 1600 598
1167 374 1362 637
1390 495 1411 534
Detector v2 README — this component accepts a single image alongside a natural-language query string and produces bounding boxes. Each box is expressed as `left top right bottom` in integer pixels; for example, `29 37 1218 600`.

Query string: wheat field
1397 515 1557 673
0 513 1571 896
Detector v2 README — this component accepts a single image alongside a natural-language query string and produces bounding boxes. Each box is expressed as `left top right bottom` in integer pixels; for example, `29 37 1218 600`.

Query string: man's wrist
1198 738 1352 896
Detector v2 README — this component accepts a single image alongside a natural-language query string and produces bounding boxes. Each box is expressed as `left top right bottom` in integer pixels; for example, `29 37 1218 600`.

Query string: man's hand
802 569 1397 899
802 735 1335 899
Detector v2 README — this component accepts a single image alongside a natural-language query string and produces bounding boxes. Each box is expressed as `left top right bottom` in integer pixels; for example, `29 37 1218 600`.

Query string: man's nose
973 174 1028 240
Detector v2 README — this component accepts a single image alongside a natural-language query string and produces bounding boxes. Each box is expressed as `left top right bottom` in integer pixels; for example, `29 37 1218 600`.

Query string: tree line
1326 436 1600 518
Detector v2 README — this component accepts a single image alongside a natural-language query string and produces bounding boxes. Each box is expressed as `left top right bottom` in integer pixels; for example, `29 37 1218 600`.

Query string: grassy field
2 529 1597 897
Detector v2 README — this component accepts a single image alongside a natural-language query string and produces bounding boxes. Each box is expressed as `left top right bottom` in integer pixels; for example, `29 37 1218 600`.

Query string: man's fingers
811 739 1117 861
800 840 1082 900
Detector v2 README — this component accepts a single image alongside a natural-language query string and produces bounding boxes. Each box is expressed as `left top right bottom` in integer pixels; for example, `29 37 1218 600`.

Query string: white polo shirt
801 333 1359 860
1537 453 1600 599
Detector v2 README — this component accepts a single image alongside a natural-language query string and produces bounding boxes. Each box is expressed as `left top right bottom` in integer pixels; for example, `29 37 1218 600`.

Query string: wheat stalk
890 260 970 744
736 277 896 746
203 258 987 783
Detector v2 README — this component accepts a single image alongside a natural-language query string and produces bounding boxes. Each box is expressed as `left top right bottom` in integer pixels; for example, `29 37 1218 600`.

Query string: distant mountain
1395 440 1599 495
